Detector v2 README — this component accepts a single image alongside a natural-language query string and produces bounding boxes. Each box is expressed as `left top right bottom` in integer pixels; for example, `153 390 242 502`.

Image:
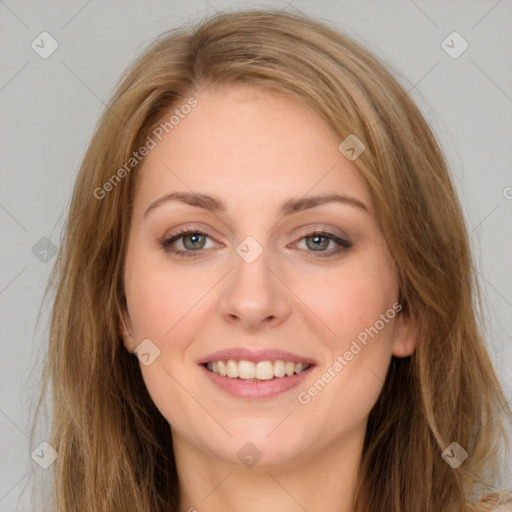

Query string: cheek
292 253 398 406
301 313 396 436
124 258 206 429
293 259 398 347
124 249 197 338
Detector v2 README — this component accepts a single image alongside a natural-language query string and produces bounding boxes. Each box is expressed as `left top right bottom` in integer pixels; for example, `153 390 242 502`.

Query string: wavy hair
30 7 511 512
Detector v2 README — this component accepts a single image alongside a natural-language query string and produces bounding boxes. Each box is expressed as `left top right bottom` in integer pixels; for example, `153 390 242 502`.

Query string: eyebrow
144 191 370 218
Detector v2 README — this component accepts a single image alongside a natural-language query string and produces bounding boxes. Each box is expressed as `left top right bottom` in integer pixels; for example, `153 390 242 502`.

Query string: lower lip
199 364 315 399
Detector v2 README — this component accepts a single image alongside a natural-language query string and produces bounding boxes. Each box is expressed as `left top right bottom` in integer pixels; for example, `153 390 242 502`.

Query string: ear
118 303 136 354
391 307 418 358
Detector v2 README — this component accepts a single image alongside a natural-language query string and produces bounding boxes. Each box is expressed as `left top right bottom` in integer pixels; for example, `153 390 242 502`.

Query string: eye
160 227 218 258
160 228 352 259
291 230 352 258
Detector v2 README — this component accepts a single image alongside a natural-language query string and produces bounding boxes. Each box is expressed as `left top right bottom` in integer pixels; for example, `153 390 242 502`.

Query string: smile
204 359 312 380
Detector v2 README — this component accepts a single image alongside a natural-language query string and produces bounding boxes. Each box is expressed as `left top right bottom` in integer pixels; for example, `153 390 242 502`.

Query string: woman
31 7 511 512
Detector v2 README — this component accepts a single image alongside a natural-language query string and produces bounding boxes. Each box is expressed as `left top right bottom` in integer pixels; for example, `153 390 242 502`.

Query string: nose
217 246 292 330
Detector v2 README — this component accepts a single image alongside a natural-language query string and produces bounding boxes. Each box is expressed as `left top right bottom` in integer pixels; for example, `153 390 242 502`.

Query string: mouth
202 359 314 381
197 348 317 398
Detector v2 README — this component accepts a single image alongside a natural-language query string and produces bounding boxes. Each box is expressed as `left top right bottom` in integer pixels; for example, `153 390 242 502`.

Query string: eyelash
160 227 353 259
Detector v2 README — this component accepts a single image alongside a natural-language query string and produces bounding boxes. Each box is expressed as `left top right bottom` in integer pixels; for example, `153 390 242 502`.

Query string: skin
121 83 418 512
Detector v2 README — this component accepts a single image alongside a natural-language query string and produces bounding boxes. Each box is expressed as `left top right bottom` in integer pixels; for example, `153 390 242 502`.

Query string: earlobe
391 309 418 358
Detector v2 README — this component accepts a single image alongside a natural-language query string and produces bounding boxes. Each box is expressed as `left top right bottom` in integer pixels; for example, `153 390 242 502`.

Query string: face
121 83 416 468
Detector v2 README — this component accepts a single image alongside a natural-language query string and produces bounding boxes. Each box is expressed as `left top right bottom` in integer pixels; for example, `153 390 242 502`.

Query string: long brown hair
29 7 511 512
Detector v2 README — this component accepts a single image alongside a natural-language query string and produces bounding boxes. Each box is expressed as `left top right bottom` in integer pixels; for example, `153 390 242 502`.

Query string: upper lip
197 347 317 366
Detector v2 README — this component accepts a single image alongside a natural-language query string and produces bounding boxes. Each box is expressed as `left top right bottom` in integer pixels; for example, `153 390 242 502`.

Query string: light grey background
1 0 511 509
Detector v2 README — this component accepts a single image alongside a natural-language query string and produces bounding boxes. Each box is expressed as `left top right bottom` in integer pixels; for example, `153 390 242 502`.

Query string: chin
206 424 313 467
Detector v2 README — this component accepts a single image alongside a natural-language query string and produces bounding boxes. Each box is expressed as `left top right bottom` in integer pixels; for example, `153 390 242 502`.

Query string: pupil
184 234 204 250
308 235 328 251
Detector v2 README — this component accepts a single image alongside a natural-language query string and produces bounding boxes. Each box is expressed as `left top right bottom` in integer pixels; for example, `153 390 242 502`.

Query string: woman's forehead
134 83 373 217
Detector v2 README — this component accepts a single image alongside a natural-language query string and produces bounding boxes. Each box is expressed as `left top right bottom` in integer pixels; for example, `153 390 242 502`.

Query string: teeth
205 359 312 380
274 360 286 378
226 359 239 378
217 360 227 377
256 361 274 380
238 360 255 379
